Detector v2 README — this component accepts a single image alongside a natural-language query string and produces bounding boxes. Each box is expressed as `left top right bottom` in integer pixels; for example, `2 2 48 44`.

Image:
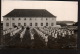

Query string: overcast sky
1 1 78 22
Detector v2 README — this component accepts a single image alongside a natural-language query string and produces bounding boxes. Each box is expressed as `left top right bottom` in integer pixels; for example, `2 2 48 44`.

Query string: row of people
34 28 48 45
33 27 75 45
3 27 18 35
10 27 22 36
29 28 35 40
20 28 26 42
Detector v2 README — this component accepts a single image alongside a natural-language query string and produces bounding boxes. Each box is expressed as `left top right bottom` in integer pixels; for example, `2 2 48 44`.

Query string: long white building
3 9 56 30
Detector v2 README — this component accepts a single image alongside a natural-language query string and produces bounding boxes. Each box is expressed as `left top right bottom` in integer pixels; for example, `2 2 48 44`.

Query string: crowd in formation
34 27 74 43
2 26 77 49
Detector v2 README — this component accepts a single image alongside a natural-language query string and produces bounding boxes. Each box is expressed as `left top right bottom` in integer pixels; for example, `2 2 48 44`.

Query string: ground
0 26 77 49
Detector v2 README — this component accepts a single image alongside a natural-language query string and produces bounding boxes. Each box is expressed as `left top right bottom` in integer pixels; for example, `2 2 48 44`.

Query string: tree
57 22 67 27
73 22 78 26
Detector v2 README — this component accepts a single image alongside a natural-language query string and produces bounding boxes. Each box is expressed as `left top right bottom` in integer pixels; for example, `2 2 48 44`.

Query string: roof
3 9 56 17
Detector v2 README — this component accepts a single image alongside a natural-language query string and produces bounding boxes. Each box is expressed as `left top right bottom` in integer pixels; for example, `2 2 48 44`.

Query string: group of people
33 27 75 46
20 28 26 41
3 27 18 36
2 26 76 49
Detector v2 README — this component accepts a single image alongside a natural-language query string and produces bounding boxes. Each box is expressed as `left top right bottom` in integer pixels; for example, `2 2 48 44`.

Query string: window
12 23 15 26
35 23 38 26
7 18 9 20
18 23 21 26
24 18 26 20
46 18 48 20
46 23 48 26
30 23 32 26
30 18 32 20
12 18 14 20
41 23 43 26
24 23 26 26
6 23 9 26
51 23 54 26
19 18 21 20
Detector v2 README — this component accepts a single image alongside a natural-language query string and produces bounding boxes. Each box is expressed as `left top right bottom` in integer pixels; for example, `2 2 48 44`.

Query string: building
57 21 75 26
3 9 56 30
65 21 75 25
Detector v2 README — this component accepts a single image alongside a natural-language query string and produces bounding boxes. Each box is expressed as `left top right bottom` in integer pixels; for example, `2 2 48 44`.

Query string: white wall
3 17 56 30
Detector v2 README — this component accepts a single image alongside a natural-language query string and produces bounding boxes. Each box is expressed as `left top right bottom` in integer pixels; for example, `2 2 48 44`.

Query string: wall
3 17 56 30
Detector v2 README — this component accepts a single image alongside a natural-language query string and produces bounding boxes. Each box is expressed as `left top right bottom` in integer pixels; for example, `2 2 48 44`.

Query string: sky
1 1 78 22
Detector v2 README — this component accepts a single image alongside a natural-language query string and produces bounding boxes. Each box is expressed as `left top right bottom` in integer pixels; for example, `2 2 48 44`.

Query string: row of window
6 23 54 26
6 18 54 20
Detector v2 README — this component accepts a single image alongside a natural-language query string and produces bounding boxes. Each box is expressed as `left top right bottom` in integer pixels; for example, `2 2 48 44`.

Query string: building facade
3 9 56 30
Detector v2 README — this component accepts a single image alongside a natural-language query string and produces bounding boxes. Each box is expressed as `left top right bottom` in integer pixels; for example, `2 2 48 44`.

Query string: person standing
45 35 48 46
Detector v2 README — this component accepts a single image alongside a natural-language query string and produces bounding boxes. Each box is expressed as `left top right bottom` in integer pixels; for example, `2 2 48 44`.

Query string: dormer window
12 18 14 20
24 18 26 20
19 18 21 20
30 18 32 20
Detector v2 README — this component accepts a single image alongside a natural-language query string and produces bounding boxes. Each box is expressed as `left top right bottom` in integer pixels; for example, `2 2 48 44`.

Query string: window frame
24 23 26 26
46 23 48 26
6 23 9 26
41 23 43 26
51 23 53 26
35 23 38 26
18 23 21 26
12 23 15 26
30 23 32 26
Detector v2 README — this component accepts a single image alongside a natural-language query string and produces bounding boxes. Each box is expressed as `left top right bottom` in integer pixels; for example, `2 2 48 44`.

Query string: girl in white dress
45 35 48 46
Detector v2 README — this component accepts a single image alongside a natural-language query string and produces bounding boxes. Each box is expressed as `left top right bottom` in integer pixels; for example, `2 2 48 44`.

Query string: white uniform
5 31 7 34
62 33 65 37
72 30 74 34
10 32 13 36
20 33 23 39
52 33 54 37
64 31 67 35
68 31 71 35
49 32 51 35
54 33 57 38
59 32 61 36
43 34 45 39
45 36 48 43
31 33 34 40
